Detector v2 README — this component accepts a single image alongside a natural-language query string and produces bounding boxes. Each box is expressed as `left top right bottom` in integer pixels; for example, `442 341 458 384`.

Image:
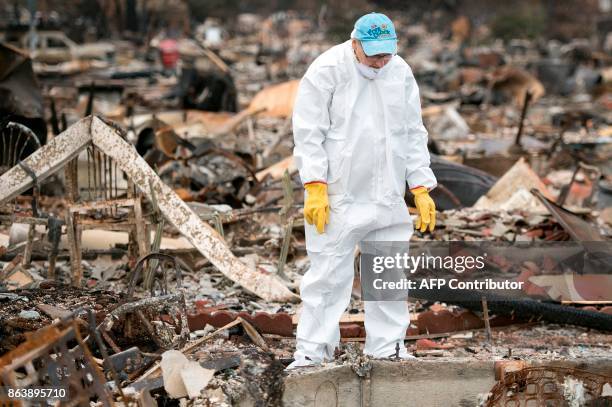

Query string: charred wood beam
0 116 297 302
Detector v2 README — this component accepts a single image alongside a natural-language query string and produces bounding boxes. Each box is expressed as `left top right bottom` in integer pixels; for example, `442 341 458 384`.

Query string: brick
417 309 483 334
406 326 420 336
416 338 453 350
187 308 293 337
340 323 364 338
241 312 293 337
599 306 612 315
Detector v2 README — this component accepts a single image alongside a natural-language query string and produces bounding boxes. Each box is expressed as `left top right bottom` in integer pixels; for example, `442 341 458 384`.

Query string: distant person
158 38 179 74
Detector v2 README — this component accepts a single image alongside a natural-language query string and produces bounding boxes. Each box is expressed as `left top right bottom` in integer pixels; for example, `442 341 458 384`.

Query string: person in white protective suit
288 12 438 369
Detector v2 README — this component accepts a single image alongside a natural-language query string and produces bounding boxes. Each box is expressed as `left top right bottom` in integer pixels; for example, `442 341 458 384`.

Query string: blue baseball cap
351 12 397 56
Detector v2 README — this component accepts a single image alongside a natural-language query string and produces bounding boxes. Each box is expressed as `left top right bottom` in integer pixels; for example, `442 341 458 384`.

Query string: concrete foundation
278 358 612 407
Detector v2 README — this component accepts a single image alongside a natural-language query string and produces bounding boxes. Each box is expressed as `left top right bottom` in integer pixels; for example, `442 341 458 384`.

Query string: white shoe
366 348 417 361
285 357 321 371
396 353 417 360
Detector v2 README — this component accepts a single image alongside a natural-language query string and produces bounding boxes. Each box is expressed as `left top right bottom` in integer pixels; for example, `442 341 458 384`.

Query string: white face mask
355 62 380 80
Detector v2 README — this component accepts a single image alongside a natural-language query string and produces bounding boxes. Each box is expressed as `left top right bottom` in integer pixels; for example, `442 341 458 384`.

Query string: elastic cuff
409 185 427 192
304 181 327 186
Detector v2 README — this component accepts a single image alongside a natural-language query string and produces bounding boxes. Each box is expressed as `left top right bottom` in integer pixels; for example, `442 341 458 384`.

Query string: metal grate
0 320 113 406
486 366 611 406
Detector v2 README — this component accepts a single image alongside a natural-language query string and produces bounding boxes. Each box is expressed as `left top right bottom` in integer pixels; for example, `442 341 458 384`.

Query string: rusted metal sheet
108 347 157 381
90 117 298 302
531 189 605 241
0 117 92 204
0 321 113 406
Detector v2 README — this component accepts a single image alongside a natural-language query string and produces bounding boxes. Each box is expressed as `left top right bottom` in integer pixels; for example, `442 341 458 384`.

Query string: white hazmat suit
292 40 437 365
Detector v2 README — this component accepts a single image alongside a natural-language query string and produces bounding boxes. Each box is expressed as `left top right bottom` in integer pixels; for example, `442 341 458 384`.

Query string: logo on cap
366 25 392 39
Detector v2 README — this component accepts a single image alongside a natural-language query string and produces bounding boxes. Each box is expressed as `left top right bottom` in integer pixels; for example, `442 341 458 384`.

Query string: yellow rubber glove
412 186 436 233
304 182 330 234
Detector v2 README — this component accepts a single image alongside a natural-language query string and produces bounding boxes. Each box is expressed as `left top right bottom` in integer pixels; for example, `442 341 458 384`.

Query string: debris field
0 2 611 406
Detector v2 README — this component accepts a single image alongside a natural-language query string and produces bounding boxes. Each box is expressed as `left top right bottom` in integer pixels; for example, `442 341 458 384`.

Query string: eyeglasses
354 41 394 64
364 53 393 63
